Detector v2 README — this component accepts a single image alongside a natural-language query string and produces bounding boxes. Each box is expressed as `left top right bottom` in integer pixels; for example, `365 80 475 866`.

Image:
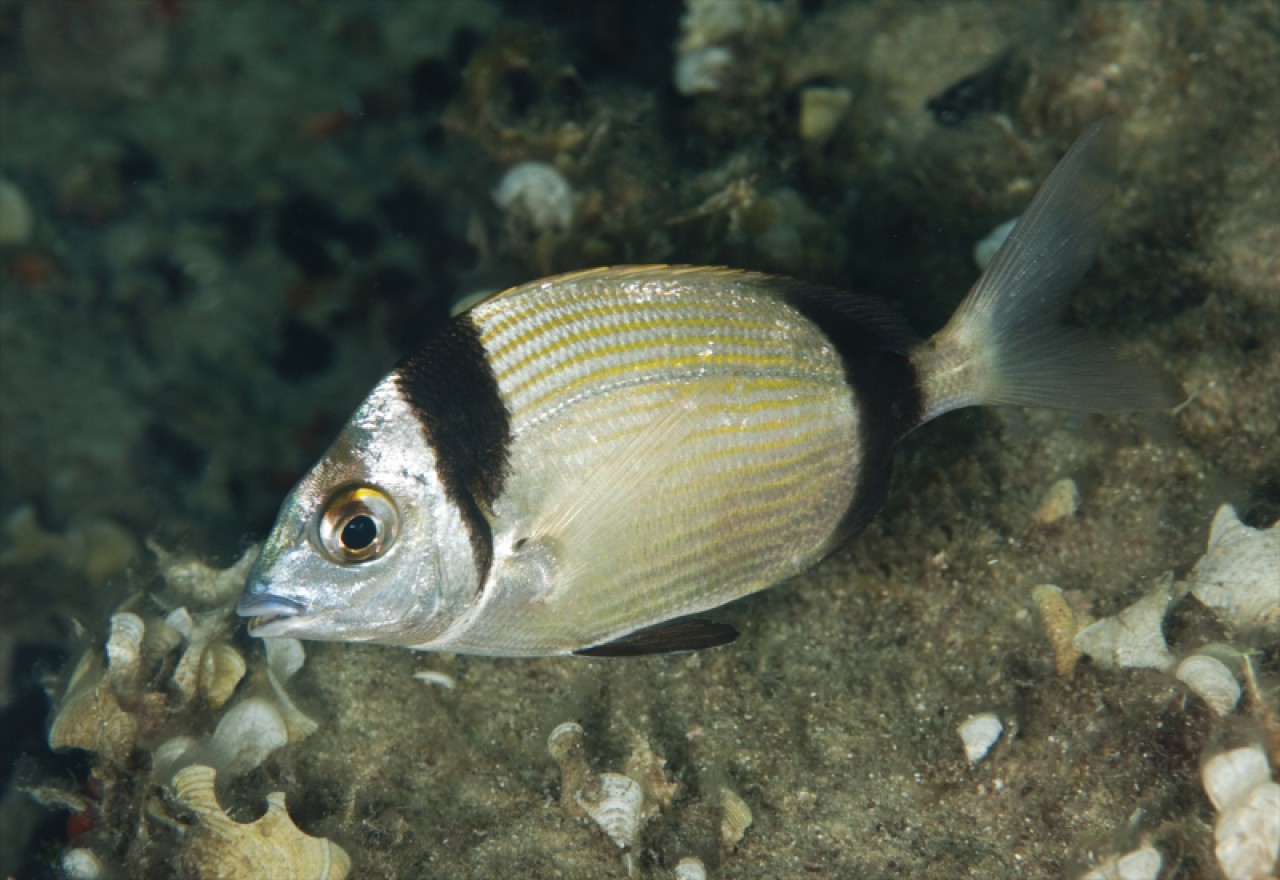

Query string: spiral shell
575 772 644 849
171 764 350 880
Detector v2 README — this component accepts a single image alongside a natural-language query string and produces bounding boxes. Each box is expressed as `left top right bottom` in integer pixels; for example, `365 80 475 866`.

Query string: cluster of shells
547 721 753 875
1026 503 1279 878
42 543 341 879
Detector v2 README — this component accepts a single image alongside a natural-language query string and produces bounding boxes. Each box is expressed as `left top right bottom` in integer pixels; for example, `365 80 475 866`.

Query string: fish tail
910 120 1180 424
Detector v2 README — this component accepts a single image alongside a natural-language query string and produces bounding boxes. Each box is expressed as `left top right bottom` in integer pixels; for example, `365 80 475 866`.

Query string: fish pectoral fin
574 617 739 657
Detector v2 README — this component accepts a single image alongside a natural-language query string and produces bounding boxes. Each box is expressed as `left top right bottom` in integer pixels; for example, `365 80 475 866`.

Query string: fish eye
316 486 399 564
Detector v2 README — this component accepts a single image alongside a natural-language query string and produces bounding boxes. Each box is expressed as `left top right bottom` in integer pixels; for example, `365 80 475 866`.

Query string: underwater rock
151 541 259 611
799 86 852 144
0 177 34 244
170 764 351 880
957 712 1003 764
1 504 139 584
1074 575 1176 671
1186 505 1279 635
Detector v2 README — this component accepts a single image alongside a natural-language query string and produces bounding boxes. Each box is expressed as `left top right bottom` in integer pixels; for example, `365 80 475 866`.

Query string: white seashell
957 712 1004 764
1204 746 1271 813
165 607 195 639
548 721 588 815
720 787 753 850
1030 477 1080 525
200 642 246 710
575 772 645 849
205 697 289 778
674 46 734 95
171 764 350 880
412 670 455 689
265 641 318 741
493 162 574 233
264 637 307 683
1081 844 1163 880
674 856 707 880
59 847 105 880
974 218 1019 270
1187 504 1280 634
105 612 145 686
48 651 138 764
1175 653 1241 716
1074 575 1176 671
1215 780 1280 880
152 735 199 781
1205 745 1280 880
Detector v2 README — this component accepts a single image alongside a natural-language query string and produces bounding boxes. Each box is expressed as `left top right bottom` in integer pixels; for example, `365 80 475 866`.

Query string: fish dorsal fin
574 617 739 656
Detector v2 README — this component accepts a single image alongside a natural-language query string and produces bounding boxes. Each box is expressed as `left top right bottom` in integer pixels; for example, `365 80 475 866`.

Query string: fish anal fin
574 618 739 657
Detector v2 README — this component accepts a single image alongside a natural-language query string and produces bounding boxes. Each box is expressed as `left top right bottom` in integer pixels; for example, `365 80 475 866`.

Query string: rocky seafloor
1 1 1277 878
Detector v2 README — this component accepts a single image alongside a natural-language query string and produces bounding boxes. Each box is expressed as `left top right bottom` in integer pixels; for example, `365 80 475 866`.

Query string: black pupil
341 514 378 551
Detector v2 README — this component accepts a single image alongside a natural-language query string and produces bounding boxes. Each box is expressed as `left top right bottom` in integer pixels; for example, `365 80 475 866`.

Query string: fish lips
236 591 307 636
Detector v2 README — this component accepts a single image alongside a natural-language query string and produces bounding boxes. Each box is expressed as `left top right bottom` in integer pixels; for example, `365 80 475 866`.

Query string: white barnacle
1074 574 1176 671
957 712 1004 764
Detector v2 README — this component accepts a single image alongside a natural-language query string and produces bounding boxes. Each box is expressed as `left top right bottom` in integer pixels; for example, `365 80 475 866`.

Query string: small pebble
973 217 1018 270
957 712 1003 764
0 177 34 244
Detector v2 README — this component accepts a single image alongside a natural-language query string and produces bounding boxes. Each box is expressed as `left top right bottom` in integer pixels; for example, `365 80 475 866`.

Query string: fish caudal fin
911 120 1180 423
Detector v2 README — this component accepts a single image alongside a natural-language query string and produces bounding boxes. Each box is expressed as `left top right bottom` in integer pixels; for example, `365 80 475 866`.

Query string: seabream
237 121 1176 657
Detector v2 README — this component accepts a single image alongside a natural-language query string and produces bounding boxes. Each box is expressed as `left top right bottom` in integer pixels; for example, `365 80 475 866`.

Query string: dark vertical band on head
784 286 924 552
393 315 511 587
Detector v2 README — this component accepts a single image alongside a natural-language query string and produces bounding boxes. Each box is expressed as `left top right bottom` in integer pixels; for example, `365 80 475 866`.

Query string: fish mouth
236 593 307 634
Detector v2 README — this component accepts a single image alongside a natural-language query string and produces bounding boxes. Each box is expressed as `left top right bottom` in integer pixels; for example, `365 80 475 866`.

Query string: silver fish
237 122 1175 657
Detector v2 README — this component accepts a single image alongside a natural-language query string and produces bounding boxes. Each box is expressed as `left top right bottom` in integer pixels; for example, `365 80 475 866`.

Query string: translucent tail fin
911 120 1180 423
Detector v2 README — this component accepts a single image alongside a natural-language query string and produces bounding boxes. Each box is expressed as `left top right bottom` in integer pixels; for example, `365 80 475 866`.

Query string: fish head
237 379 478 647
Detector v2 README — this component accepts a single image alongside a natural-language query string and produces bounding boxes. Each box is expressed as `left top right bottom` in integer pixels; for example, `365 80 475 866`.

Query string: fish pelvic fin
911 119 1181 423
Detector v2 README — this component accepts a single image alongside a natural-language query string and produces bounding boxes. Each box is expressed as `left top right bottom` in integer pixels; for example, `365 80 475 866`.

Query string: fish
236 121 1177 657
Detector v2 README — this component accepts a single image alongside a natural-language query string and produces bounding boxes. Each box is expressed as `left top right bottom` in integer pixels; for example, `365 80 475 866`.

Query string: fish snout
236 587 306 632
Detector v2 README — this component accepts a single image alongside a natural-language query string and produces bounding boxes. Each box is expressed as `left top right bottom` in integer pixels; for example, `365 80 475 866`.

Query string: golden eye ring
316 486 399 564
